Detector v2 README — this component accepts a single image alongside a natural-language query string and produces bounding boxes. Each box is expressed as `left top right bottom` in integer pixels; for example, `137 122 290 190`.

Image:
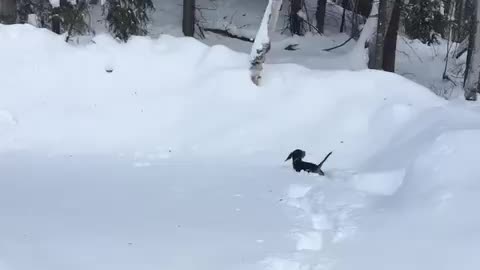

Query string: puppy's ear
285 152 293 162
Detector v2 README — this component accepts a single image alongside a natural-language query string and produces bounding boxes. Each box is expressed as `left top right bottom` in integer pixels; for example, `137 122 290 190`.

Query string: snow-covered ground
0 154 296 270
1 7 480 270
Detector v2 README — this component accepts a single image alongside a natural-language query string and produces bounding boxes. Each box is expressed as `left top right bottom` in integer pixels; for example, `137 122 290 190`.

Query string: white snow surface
49 0 60 8
1 24 480 270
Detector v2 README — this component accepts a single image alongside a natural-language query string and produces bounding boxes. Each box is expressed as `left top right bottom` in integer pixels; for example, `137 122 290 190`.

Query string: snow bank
319 127 480 270
281 104 480 270
0 24 442 167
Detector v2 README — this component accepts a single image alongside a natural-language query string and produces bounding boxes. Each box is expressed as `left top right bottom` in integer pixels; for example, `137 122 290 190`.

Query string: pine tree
315 0 327 34
403 0 447 44
0 0 17 24
17 0 89 39
104 0 154 42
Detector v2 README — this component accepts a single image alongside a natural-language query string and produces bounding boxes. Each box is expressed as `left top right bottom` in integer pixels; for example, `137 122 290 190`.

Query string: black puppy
285 149 332 176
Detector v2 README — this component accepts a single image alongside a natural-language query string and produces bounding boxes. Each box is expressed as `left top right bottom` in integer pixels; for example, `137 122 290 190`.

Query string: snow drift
0 24 442 165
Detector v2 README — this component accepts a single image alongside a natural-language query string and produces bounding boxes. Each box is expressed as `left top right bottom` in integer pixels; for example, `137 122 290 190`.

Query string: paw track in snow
281 167 407 269
0 110 17 126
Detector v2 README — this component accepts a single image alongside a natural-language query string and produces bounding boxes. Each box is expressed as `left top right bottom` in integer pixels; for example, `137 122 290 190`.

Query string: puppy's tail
317 151 333 169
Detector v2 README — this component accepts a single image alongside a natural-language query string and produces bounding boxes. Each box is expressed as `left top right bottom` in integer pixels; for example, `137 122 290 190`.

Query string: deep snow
0 154 296 270
1 23 480 270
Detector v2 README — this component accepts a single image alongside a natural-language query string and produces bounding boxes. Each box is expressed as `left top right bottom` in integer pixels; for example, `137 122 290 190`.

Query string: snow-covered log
249 0 282 86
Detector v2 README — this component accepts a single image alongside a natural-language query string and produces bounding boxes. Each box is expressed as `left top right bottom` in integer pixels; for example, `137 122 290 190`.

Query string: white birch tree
249 0 282 86
350 0 378 66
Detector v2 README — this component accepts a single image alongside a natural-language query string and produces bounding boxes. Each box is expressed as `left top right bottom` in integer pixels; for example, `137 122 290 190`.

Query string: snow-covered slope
1 24 480 270
0 25 442 163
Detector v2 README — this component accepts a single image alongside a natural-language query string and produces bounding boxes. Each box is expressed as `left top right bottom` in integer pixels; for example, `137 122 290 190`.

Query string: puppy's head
285 149 306 162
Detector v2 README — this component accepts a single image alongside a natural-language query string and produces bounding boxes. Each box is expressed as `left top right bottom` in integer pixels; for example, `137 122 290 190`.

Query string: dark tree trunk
371 0 396 70
340 0 347 32
290 0 304 36
51 7 61 34
464 0 475 87
182 0 195 37
365 1 379 69
357 0 372 17
464 0 479 100
455 0 467 42
315 0 327 34
373 0 387 69
350 0 361 39
383 0 401 72
0 0 17 24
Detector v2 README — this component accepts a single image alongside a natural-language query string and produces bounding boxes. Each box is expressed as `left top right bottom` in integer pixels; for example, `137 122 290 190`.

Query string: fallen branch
203 27 254 42
400 36 424 63
285 44 299 50
300 17 324 35
302 1 313 32
455 38 468 59
323 36 354 51
443 74 457 86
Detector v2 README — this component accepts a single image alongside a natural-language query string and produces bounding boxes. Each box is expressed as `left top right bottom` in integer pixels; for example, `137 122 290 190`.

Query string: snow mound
0 110 17 126
0 24 443 166
285 105 480 270
397 128 480 205
350 169 405 196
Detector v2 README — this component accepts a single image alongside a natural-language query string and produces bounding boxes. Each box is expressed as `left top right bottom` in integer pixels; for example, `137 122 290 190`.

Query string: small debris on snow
133 162 151 168
295 231 323 251
284 44 299 51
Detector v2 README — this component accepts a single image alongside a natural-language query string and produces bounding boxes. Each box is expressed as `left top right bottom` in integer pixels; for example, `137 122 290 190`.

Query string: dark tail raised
285 152 293 162
317 151 333 169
